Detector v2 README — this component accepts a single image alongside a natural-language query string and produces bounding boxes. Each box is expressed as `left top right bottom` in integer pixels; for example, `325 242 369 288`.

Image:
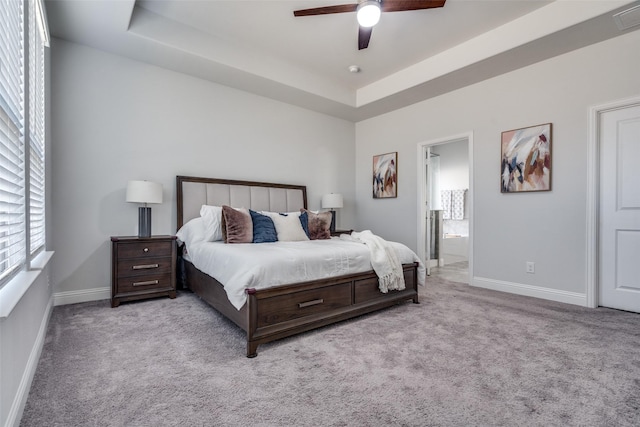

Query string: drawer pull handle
132 280 159 287
132 263 159 270
143 247 149 253
298 298 324 308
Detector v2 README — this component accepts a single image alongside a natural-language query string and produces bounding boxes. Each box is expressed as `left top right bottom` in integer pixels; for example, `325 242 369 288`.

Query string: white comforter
184 238 425 310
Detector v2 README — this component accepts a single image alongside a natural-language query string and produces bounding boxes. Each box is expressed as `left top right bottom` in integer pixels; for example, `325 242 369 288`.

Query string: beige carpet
21 278 640 426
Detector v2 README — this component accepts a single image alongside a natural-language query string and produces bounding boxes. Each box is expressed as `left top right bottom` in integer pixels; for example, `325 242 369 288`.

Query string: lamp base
138 207 152 238
329 210 336 233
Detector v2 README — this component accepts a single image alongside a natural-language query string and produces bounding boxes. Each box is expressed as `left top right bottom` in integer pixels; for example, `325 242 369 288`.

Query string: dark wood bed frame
176 176 419 357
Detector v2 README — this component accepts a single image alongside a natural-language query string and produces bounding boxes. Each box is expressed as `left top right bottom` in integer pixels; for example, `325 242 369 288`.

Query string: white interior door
424 149 432 276
599 104 640 312
423 147 441 275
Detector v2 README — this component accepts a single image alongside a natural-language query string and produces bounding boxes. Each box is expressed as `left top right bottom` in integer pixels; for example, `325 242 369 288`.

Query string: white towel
346 230 405 293
441 190 452 220
451 189 466 220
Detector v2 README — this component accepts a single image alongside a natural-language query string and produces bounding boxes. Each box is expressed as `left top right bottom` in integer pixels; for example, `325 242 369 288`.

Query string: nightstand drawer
117 241 173 260
116 273 173 294
116 257 172 278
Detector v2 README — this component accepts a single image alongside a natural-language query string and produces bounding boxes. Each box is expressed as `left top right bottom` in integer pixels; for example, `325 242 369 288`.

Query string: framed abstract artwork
500 123 552 193
372 152 397 198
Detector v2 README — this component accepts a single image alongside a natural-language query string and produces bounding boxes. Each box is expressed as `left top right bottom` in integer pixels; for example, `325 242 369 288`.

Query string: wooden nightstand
331 229 353 237
110 235 177 307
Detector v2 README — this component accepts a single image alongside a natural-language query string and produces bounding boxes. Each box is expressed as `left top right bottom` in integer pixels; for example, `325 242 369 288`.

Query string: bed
176 175 423 357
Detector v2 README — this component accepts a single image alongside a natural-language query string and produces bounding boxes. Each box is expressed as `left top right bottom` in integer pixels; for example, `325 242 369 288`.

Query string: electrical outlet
526 262 535 274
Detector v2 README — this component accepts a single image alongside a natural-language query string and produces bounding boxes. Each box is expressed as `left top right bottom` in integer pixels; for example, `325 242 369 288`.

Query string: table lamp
126 180 163 238
321 193 343 233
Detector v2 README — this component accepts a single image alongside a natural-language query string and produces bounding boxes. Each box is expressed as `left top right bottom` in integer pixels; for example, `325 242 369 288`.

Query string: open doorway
417 133 473 285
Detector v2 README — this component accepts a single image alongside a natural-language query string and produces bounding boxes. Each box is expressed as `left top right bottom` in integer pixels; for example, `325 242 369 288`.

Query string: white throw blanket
343 230 406 293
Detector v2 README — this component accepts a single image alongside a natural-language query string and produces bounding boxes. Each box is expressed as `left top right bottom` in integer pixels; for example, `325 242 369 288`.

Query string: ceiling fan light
357 1 381 28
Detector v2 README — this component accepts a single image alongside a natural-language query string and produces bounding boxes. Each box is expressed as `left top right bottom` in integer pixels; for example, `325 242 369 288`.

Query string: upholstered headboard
176 176 308 230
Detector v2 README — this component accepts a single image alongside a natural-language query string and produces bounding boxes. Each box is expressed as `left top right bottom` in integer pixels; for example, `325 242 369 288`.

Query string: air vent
613 4 640 30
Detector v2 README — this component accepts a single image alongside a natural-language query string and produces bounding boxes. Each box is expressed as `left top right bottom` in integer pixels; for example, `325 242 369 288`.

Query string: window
0 0 49 287
28 0 47 256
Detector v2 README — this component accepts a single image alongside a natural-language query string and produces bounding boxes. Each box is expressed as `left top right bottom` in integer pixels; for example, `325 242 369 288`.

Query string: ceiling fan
293 0 446 50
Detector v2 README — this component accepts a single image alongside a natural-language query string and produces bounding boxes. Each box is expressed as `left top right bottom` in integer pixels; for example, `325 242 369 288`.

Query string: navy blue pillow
299 211 310 238
249 210 278 243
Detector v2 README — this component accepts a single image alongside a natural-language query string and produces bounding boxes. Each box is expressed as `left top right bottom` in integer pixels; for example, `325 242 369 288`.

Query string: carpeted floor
21 278 640 426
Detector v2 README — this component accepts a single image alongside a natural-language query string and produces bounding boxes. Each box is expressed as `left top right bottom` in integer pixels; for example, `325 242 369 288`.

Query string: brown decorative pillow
221 206 253 243
301 209 331 240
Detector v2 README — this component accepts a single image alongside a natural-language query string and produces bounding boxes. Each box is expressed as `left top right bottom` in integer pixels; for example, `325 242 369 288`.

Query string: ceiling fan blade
293 4 358 17
381 0 446 13
358 26 373 50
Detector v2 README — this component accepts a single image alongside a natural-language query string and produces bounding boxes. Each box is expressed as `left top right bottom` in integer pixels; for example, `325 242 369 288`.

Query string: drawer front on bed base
257 282 352 327
354 268 417 304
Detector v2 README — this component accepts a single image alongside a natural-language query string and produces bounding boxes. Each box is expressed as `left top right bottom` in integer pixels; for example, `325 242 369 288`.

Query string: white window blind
0 0 48 287
28 0 47 255
0 0 26 285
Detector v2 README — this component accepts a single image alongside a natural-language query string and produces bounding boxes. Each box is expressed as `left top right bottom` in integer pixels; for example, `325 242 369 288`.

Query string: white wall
0 266 53 427
50 39 356 298
355 30 640 301
432 140 469 193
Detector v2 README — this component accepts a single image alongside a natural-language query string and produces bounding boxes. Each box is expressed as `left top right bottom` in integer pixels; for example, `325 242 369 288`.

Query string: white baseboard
53 287 110 306
472 277 588 307
6 295 53 427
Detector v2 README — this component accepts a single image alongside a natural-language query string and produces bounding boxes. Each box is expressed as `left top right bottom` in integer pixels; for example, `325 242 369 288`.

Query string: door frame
587 95 640 308
416 132 474 282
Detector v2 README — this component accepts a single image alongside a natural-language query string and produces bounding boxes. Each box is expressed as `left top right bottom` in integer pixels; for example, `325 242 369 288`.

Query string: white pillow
262 211 309 242
176 217 207 247
200 205 223 241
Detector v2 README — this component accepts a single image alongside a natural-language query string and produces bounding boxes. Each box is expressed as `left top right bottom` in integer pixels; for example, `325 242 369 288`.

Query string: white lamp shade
357 1 381 28
322 193 343 209
126 180 163 204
